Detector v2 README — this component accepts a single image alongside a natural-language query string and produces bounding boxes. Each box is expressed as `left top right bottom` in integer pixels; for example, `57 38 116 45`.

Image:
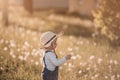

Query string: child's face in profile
51 38 57 49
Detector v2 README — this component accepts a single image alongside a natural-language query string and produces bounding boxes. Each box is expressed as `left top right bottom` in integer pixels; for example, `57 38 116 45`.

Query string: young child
40 31 71 80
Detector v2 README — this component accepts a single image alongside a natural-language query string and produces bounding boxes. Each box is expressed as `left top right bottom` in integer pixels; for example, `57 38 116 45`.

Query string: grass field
0 7 120 80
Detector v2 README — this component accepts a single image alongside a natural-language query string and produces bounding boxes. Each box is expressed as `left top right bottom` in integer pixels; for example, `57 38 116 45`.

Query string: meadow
0 7 120 80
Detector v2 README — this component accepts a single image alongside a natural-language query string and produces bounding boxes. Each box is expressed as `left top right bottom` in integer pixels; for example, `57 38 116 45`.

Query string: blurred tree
2 0 9 26
23 0 33 13
93 0 120 45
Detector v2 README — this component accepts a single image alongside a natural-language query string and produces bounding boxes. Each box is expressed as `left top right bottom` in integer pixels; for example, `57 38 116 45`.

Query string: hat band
44 35 56 46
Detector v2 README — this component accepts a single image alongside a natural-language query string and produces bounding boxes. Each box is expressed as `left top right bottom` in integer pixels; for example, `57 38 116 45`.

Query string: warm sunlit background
0 0 120 80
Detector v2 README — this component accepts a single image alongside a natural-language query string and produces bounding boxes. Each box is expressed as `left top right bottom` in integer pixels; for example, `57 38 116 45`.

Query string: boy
40 31 71 80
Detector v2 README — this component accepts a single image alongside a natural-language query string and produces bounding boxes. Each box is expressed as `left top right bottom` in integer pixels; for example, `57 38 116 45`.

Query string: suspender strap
43 55 47 67
43 50 52 67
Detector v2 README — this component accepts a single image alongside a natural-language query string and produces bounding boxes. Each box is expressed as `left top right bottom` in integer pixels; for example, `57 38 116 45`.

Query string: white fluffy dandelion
24 41 30 47
94 74 99 78
80 62 87 67
18 55 24 61
0 39 4 44
105 76 108 79
93 42 97 46
68 67 72 71
67 47 73 52
109 59 113 64
86 67 90 70
76 54 81 59
31 59 34 63
3 47 8 51
26 30 31 34
117 74 120 78
35 61 39 66
68 63 72 67
78 70 82 74
91 76 95 80
89 55 95 60
97 58 103 64
12 54 16 59
114 60 118 65
9 40 16 48
71 56 77 60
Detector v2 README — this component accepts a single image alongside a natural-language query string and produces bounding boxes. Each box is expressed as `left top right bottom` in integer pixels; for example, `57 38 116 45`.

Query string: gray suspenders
43 50 51 68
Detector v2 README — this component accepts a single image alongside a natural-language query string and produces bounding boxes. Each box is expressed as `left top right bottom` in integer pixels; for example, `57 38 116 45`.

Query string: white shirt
43 50 66 71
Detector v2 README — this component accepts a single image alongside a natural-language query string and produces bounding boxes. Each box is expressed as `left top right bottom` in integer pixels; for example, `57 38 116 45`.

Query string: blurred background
0 0 120 80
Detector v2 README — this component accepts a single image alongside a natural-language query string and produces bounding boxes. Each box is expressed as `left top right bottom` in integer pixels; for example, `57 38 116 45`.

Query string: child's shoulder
45 51 56 57
45 50 52 53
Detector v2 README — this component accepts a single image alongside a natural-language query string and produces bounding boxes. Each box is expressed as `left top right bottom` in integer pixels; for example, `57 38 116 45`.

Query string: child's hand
65 54 71 60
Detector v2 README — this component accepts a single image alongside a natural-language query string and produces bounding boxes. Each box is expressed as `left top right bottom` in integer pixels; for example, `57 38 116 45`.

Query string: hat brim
40 31 64 49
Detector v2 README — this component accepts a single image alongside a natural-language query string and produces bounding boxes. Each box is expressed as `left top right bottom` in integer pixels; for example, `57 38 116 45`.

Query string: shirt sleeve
47 52 66 66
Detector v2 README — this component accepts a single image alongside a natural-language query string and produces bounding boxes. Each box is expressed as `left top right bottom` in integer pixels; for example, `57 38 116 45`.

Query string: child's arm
47 52 66 66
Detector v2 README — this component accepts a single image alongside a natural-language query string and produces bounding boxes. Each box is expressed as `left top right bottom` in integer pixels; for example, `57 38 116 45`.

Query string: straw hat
40 31 58 47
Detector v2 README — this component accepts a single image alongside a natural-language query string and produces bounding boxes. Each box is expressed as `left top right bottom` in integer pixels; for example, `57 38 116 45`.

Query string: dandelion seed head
117 74 120 78
17 48 21 52
26 30 31 34
93 42 97 46
97 58 103 64
71 56 77 60
18 56 24 61
86 67 90 70
59 51 64 55
9 40 16 47
94 74 99 78
35 61 39 66
3 47 8 51
114 60 118 65
69 36 74 40
68 67 72 71
110 59 113 64
76 54 81 59
24 41 30 47
0 39 4 44
105 76 108 79
67 47 73 52
105 54 108 57
31 59 34 63
24 52 30 57
78 70 82 74
10 50 14 55
12 54 16 59
91 76 95 80
0 67 4 71
21 33 25 37
81 62 87 67
89 55 95 60
68 63 72 67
